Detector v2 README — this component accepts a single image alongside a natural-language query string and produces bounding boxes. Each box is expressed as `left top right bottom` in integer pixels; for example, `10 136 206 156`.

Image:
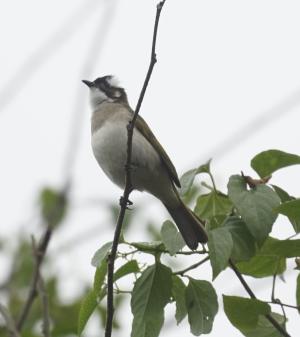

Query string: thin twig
267 301 300 310
31 236 51 337
271 273 277 302
173 256 210 276
37 276 51 337
0 303 21 337
16 227 52 331
104 2 166 337
229 259 291 337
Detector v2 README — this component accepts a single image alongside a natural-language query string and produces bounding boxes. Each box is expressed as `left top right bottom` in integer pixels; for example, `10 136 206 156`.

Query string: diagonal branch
229 259 291 337
0 303 21 337
104 2 166 337
16 228 52 331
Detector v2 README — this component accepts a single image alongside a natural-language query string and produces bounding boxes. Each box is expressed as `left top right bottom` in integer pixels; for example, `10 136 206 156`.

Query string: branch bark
104 2 166 337
229 259 291 337
0 303 21 337
16 227 52 331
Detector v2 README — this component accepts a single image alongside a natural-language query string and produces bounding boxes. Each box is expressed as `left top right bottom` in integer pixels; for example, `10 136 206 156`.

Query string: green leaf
272 185 300 233
251 149 300 178
223 296 270 332
208 228 233 279
228 175 280 244
223 216 256 262
179 159 211 196
40 187 67 227
161 220 185 255
296 274 300 313
171 275 187 324
237 237 288 278
271 185 292 203
114 260 139 282
194 191 233 222
131 263 172 337
130 241 165 253
276 199 300 225
245 313 286 337
261 237 300 258
206 214 227 230
93 260 107 294
223 296 286 337
185 279 218 335
91 242 112 268
78 289 97 336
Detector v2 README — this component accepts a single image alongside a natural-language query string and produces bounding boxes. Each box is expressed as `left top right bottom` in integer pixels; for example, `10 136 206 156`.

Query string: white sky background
0 0 300 336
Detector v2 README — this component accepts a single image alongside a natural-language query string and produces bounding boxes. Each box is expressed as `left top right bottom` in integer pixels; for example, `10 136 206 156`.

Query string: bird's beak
82 80 94 87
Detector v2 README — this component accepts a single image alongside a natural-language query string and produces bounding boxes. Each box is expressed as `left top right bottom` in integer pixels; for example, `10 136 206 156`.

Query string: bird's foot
119 196 133 209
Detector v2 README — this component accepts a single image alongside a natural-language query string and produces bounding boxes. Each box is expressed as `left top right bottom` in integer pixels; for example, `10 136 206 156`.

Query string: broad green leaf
180 160 211 196
251 149 300 178
297 274 300 313
131 263 172 337
194 191 233 222
271 185 292 203
272 185 300 233
276 199 300 225
208 228 233 279
228 175 280 244
130 241 165 253
185 279 218 335
260 237 300 258
114 260 139 282
91 242 112 268
223 216 256 262
93 260 107 293
237 237 288 278
78 289 97 336
171 275 187 324
161 220 185 255
207 214 227 230
245 313 286 337
40 187 67 227
223 296 270 331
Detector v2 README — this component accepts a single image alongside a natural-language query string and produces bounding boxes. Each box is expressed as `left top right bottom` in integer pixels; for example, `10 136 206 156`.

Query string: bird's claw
119 196 133 209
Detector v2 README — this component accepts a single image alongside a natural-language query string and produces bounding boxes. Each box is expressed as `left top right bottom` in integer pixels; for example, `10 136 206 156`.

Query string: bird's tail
164 196 208 250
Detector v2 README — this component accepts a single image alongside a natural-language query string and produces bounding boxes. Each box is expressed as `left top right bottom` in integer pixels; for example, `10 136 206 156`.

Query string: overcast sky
0 0 300 336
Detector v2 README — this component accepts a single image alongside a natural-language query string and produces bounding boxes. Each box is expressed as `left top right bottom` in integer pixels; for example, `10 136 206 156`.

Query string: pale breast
92 119 162 190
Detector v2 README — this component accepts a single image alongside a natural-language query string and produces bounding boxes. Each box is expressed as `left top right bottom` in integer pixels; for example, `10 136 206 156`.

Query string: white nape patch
106 75 120 88
89 87 111 110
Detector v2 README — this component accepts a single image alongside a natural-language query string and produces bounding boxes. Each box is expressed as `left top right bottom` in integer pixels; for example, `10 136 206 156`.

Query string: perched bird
82 75 207 249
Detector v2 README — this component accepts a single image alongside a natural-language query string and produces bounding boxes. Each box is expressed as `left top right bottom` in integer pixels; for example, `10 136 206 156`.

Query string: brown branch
30 236 51 337
0 303 21 337
16 227 52 331
37 275 51 337
104 2 166 337
229 259 291 337
173 256 210 276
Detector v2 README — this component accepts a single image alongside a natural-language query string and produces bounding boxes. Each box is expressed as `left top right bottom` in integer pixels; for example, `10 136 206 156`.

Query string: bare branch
173 256 210 276
104 2 166 337
37 275 51 337
16 227 52 331
0 303 21 337
229 259 291 337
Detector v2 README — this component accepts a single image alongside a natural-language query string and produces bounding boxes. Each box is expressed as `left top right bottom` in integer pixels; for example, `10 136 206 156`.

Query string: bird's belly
91 122 163 191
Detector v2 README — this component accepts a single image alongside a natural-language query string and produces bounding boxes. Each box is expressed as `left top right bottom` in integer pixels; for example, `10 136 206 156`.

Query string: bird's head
82 75 128 109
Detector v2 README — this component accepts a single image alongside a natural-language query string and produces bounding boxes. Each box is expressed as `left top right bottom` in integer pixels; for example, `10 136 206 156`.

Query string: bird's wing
135 115 181 188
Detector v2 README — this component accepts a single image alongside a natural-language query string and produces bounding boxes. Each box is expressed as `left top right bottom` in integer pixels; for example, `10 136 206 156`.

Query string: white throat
89 88 112 110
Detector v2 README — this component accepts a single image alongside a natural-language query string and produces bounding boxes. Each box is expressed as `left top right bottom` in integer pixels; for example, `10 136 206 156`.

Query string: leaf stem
173 256 210 276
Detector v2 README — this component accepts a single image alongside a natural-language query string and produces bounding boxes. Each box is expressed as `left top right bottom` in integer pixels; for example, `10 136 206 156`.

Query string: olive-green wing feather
135 115 181 187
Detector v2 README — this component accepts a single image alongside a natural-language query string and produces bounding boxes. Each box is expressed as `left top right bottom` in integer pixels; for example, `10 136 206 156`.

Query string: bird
82 75 208 250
